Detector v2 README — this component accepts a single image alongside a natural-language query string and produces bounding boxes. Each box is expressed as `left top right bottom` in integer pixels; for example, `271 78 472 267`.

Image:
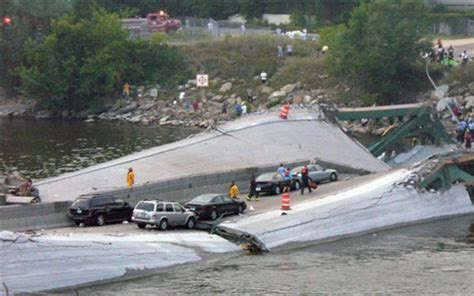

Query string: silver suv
132 200 197 230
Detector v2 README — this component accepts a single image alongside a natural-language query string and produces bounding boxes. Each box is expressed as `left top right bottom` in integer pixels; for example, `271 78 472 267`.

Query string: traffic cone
281 192 291 210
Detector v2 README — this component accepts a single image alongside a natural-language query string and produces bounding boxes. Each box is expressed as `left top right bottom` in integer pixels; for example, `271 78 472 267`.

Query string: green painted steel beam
368 113 430 156
419 164 474 190
336 103 425 121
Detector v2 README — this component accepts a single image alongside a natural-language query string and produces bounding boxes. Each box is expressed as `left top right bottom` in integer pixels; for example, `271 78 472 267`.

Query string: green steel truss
336 104 453 157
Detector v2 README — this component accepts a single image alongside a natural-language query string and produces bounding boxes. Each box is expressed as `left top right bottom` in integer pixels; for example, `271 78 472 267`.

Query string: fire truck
121 10 181 37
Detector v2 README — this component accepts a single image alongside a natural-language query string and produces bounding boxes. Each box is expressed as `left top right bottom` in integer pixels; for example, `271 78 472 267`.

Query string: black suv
69 194 133 226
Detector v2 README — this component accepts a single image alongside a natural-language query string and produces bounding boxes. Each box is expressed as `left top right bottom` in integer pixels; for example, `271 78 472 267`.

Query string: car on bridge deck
255 172 301 195
132 200 197 230
69 194 133 226
291 164 338 184
185 193 247 220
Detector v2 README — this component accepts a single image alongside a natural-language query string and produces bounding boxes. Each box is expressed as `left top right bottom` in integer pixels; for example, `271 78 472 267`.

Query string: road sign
196 74 208 87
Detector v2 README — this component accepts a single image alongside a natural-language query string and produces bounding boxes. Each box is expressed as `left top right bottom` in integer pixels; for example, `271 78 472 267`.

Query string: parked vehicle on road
121 10 181 37
291 164 338 184
69 194 133 226
185 193 247 220
132 200 197 230
255 172 301 195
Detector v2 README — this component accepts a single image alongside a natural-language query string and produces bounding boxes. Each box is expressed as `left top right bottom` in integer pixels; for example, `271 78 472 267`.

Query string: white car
132 200 197 230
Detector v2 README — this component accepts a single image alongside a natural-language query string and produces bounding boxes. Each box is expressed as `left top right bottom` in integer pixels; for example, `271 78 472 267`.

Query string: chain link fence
429 18 474 36
171 17 271 43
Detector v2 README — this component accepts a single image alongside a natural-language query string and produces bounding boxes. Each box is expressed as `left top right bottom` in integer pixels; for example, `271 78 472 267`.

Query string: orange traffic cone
279 103 289 119
281 192 291 210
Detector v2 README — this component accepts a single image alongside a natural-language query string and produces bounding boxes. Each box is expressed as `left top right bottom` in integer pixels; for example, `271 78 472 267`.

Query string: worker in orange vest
228 181 239 199
122 82 130 99
127 168 135 188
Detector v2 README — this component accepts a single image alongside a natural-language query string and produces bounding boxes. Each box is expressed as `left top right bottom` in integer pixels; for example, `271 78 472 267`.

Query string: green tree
18 7 186 112
0 0 73 94
324 0 431 104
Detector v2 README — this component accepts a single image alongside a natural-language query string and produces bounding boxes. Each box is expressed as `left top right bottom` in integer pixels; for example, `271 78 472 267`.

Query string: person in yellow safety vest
127 168 135 188
122 82 130 99
228 181 239 199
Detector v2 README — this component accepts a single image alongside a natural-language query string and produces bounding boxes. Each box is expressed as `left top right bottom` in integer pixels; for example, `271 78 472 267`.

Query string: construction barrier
279 103 289 119
281 192 291 210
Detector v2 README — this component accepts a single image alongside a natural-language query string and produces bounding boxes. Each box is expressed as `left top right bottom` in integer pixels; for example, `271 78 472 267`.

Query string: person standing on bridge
283 167 291 193
247 174 258 202
229 181 239 199
277 163 285 177
300 165 312 195
127 168 135 188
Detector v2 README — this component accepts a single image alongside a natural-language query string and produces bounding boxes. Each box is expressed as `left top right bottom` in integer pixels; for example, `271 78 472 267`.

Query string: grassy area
446 62 474 85
178 35 320 82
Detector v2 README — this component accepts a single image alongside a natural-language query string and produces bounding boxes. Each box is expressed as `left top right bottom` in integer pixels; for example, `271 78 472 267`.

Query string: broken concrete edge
0 159 369 232
265 212 474 254
213 224 270 253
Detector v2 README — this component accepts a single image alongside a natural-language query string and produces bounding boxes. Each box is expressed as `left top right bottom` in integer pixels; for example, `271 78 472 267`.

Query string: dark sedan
255 172 300 196
185 193 247 220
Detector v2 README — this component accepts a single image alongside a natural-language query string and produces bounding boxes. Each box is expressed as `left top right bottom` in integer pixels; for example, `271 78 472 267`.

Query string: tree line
0 0 464 112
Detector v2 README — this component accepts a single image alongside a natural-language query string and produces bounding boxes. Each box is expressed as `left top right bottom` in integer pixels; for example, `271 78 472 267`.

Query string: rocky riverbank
0 78 327 129
1 77 473 132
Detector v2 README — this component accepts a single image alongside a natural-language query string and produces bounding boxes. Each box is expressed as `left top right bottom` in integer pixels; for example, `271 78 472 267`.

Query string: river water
0 117 197 179
2 117 472 294
75 215 473 294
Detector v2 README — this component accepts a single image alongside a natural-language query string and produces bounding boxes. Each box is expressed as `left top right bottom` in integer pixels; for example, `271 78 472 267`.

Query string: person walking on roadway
247 174 259 202
300 165 312 195
283 167 291 193
127 168 135 188
277 163 285 176
229 181 239 199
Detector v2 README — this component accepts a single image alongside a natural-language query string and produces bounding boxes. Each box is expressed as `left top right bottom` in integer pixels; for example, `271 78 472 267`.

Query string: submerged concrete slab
35 110 389 202
220 168 474 250
0 230 239 293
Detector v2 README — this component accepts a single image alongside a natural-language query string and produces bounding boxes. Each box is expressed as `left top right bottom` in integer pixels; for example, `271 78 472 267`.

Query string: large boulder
261 86 273 94
219 82 232 93
116 101 138 114
268 90 286 100
449 85 468 96
35 110 54 119
468 82 474 92
150 88 158 98
465 96 474 110
292 95 303 104
280 83 299 94
303 95 313 104
438 84 450 93
211 95 225 102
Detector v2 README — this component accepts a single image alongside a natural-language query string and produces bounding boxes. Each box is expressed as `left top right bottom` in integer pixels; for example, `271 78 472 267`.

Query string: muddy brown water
69 214 474 295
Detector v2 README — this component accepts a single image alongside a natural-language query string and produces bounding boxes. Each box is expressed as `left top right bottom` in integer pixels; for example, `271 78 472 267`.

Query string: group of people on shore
432 39 470 65
456 117 474 149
